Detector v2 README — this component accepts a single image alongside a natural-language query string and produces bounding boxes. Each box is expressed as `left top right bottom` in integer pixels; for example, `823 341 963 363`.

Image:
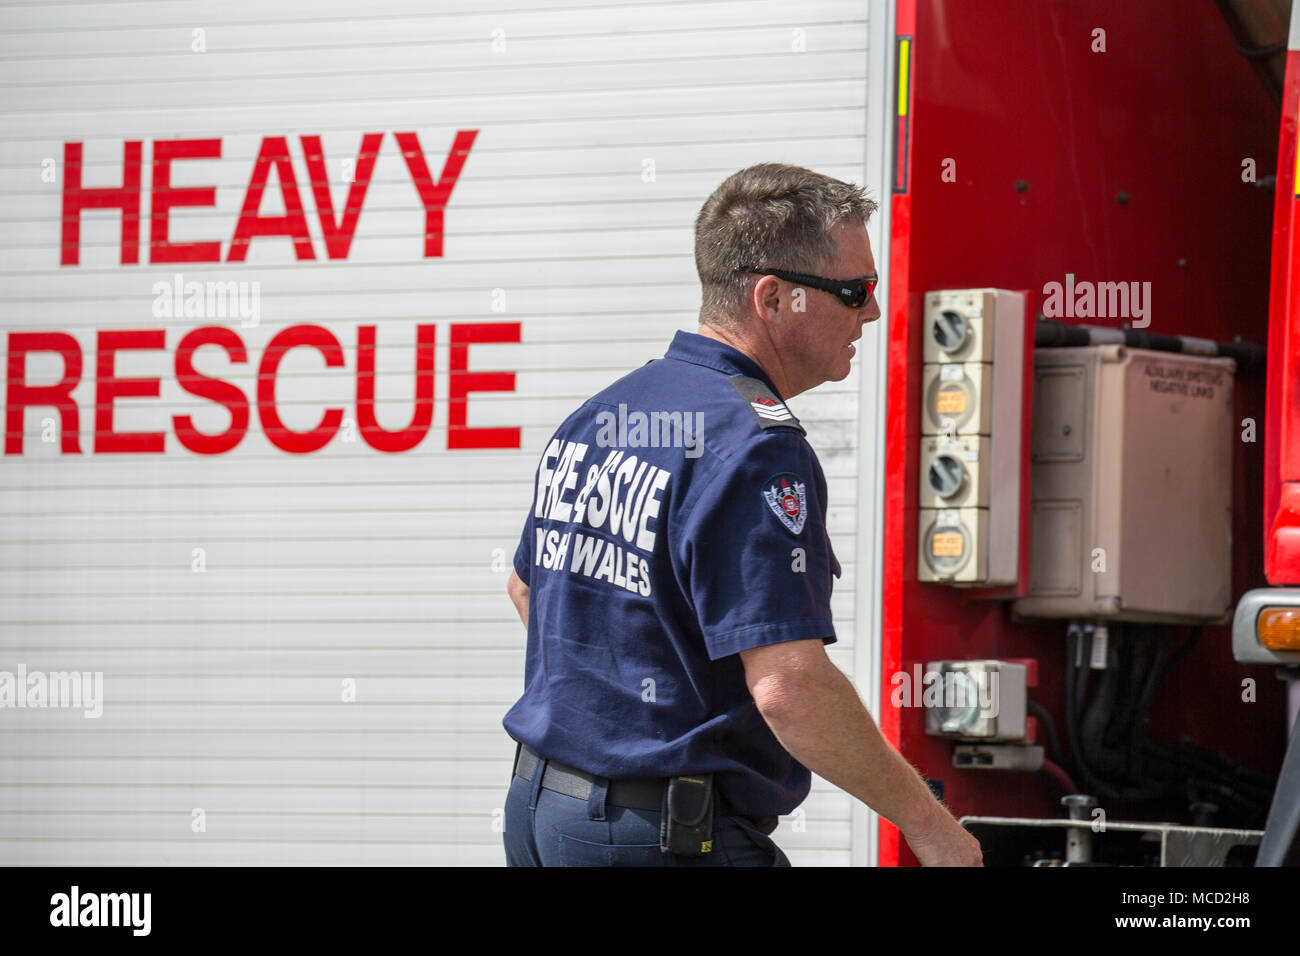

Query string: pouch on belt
660 773 715 856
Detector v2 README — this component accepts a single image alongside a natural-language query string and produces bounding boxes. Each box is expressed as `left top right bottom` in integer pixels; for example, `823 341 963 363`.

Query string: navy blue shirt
503 330 841 817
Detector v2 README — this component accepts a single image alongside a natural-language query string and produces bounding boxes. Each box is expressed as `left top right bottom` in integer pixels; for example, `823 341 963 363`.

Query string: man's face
776 219 881 394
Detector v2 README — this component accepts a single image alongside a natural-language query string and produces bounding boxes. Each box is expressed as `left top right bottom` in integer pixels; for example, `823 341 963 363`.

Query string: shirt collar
663 329 784 398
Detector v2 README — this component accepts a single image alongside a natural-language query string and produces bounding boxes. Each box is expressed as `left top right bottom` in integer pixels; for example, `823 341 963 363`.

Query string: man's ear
752 274 785 324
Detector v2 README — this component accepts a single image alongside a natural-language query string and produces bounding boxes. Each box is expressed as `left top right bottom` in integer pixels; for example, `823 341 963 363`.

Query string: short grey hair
693 163 877 327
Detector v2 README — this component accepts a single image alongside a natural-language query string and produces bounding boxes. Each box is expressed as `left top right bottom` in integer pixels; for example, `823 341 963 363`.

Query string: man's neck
695 321 797 399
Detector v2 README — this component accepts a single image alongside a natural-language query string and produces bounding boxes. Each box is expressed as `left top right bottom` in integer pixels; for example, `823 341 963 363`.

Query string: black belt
514 743 665 812
512 742 780 835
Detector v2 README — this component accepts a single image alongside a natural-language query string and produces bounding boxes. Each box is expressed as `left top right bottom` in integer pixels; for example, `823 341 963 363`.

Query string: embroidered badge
762 473 808 534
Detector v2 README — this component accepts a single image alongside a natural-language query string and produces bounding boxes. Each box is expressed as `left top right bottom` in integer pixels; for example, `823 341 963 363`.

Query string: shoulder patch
729 376 804 434
762 473 808 534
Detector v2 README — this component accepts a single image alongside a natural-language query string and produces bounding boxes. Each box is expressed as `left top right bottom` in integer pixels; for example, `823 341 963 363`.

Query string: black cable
1071 623 1168 803
1033 318 1267 373
1036 765 1075 801
1027 698 1064 766
1106 625 1147 751
1074 626 1094 724
1066 626 1133 802
1063 627 1103 796
1125 628 1171 780
1061 621 1267 817
1134 628 1172 714
1113 627 1172 801
1144 741 1273 825
1234 38 1286 60
1085 673 1123 775
1160 626 1203 686
1145 739 1274 801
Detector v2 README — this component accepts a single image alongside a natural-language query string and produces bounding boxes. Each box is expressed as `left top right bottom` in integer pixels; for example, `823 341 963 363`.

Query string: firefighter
501 163 982 867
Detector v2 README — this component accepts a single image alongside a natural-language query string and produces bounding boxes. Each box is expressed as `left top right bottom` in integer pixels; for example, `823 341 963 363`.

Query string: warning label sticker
1142 363 1224 400
932 532 964 557
936 389 967 415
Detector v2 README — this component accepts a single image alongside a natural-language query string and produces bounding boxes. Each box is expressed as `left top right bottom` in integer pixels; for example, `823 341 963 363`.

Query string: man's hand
900 805 984 867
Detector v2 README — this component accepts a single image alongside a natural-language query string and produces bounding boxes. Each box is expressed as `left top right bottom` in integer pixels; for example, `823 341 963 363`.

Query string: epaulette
728 375 805 434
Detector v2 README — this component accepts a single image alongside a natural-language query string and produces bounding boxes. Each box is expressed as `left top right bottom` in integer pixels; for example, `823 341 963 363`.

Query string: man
502 163 982 867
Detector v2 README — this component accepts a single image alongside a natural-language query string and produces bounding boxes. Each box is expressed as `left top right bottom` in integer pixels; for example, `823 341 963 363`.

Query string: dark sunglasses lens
842 281 872 308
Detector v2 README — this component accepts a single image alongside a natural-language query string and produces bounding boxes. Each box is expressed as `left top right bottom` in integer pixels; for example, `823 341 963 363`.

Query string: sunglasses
741 267 879 309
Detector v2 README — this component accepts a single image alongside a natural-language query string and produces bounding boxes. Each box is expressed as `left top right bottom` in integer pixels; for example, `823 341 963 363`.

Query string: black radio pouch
660 774 715 856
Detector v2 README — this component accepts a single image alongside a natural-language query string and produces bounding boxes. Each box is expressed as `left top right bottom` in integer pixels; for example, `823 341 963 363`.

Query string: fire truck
881 0 1300 868
0 0 1296 866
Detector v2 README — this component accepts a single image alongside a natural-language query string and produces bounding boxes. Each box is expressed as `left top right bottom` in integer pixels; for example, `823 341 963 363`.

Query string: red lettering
95 330 166 454
301 133 383 260
394 130 477 258
12 322 514 455
258 325 344 453
150 138 222 263
5 332 83 455
60 141 142 266
174 326 250 455
228 136 316 262
356 324 435 452
448 322 520 450
60 131 476 266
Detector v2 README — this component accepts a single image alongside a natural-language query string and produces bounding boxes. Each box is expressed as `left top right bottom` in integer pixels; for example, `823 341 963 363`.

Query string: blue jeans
503 758 791 867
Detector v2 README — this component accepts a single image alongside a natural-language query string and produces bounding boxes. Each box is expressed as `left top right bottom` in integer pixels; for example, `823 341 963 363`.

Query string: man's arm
507 569 529 628
740 638 982 867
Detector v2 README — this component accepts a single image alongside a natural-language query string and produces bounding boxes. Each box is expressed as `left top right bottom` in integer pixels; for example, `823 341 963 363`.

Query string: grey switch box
921 362 995 436
919 434 992 509
924 289 1025 364
1013 345 1235 624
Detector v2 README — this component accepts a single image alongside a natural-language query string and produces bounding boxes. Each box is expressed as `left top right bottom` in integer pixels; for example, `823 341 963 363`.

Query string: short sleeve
681 430 840 660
